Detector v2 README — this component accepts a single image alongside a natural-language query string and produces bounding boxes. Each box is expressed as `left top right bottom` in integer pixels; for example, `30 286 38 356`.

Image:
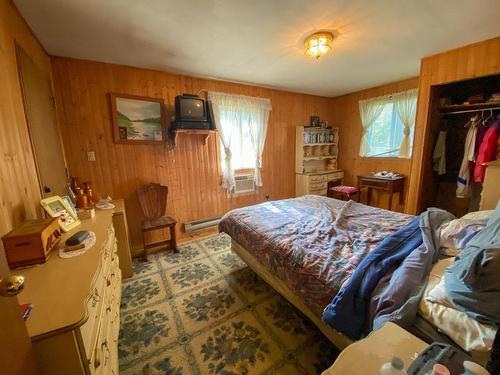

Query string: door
0 247 38 375
16 45 68 197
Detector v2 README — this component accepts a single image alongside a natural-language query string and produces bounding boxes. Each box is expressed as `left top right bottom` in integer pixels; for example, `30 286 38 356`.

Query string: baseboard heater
184 215 222 234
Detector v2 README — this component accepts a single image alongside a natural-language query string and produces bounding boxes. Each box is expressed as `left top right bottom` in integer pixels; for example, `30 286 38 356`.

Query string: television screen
180 98 205 120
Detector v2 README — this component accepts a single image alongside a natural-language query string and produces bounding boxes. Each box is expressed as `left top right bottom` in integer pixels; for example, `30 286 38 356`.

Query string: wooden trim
15 43 44 196
231 239 352 350
406 37 500 214
109 93 166 145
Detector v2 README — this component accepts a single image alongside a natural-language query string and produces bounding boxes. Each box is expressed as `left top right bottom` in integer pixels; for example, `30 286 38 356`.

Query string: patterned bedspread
219 195 413 317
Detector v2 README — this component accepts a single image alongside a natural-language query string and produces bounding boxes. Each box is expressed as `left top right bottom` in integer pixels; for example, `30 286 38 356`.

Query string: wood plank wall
51 57 333 255
407 37 500 214
329 77 419 212
0 1 51 272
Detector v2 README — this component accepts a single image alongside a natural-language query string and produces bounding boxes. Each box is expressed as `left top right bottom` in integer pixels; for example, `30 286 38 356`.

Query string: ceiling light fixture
304 31 333 60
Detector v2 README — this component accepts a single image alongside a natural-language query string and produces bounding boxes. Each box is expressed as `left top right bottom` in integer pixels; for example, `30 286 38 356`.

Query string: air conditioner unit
234 174 255 193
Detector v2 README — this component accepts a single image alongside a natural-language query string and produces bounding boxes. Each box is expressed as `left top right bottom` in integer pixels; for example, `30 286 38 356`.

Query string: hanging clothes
474 114 500 183
433 131 447 175
456 116 480 198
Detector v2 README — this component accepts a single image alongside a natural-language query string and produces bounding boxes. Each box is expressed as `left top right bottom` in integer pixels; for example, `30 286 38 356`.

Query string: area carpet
119 233 339 375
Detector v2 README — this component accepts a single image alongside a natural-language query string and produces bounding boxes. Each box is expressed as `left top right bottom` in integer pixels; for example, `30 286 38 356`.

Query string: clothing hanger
482 109 493 127
465 114 480 128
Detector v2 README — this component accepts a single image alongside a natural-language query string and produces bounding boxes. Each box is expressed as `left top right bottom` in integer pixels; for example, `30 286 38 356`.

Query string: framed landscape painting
110 93 166 144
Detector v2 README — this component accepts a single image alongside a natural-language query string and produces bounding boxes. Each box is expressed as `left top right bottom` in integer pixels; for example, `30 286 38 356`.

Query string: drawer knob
94 345 101 369
92 289 100 306
0 275 25 297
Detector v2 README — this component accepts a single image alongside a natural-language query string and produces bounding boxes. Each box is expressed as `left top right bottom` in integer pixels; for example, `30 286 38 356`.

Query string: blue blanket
445 202 500 325
322 208 454 340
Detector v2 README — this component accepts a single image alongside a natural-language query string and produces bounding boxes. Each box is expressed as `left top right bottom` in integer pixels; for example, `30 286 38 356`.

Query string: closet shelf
439 101 500 114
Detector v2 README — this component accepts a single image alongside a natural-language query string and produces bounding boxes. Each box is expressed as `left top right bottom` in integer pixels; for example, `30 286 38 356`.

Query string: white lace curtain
358 89 417 158
393 89 418 158
208 91 272 192
358 94 391 156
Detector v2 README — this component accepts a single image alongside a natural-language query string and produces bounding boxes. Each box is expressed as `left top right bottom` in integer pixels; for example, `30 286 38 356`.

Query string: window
208 91 272 193
359 89 417 158
365 102 410 157
219 110 256 171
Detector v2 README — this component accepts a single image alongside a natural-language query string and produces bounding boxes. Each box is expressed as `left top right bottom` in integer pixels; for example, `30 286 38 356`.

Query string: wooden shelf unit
295 125 343 196
296 126 339 174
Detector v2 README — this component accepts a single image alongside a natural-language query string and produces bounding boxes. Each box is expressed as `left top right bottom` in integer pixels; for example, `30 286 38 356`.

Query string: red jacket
474 118 500 183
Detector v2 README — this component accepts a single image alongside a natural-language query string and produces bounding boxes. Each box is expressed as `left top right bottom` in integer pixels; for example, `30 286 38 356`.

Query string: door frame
15 42 69 196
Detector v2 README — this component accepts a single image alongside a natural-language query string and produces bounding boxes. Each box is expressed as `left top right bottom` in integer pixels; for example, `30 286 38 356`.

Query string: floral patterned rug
119 233 339 375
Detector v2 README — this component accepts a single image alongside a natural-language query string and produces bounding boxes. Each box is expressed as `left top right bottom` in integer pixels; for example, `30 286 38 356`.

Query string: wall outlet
87 151 96 162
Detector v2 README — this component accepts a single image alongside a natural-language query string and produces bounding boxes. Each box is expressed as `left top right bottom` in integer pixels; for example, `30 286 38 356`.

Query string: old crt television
174 94 211 129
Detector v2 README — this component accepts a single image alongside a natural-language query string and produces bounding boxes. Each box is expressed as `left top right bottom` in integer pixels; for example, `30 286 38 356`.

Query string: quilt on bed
219 195 413 317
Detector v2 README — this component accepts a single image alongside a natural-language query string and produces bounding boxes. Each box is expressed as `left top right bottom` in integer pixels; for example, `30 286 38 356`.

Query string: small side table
322 323 427 374
357 175 406 210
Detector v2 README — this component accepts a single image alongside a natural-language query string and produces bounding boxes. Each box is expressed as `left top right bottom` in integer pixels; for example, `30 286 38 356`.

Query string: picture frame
310 115 320 127
110 93 166 145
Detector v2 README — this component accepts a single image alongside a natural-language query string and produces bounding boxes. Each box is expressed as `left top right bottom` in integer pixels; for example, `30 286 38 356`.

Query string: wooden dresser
10 203 126 374
295 125 344 196
296 170 344 196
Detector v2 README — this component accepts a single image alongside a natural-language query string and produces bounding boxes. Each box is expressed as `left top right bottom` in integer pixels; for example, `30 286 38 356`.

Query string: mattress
219 195 413 316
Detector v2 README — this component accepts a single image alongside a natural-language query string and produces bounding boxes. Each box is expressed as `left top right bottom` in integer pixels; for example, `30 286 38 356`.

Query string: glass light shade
305 32 333 59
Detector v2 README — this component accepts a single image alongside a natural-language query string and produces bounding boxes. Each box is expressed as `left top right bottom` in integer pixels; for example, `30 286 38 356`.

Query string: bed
219 195 413 349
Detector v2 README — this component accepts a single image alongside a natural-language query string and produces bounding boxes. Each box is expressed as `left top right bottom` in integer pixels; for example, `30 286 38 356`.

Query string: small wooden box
1 218 62 269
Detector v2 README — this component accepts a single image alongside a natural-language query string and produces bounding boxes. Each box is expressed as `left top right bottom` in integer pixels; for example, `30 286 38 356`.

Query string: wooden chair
137 183 177 257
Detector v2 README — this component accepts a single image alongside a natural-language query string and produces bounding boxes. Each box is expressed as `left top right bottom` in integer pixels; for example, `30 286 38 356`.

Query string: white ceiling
15 0 500 97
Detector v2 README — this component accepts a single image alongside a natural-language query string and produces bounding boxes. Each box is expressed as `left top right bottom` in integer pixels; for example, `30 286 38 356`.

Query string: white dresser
11 206 123 375
295 125 344 196
296 170 344 196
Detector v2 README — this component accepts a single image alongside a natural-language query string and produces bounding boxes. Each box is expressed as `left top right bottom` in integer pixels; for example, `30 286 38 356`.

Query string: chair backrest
137 183 168 219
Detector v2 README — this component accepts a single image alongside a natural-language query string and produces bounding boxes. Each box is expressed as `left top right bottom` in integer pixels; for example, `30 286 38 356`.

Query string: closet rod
440 106 500 116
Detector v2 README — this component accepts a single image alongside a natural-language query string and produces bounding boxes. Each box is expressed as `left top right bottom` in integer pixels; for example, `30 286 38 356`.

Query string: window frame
360 95 416 159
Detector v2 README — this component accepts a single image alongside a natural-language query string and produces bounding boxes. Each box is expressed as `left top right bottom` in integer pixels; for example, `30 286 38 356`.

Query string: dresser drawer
310 181 327 190
310 188 327 196
80 225 116 359
327 171 344 181
310 175 328 184
101 226 115 275
359 178 389 189
80 266 106 358
90 304 111 375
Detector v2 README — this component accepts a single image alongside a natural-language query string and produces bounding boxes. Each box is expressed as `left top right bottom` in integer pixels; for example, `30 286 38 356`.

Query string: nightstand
322 323 427 374
357 175 406 210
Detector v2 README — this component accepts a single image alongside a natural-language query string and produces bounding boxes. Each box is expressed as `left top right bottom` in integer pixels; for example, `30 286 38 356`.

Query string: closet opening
418 74 500 217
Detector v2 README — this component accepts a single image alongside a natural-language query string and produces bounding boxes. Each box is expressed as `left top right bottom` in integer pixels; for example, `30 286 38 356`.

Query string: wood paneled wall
51 57 333 255
407 37 500 214
329 77 419 212
49 37 500 254
0 1 51 271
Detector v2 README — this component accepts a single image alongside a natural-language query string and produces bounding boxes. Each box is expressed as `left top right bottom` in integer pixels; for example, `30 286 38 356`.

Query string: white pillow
426 277 455 308
419 258 497 353
439 210 492 256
